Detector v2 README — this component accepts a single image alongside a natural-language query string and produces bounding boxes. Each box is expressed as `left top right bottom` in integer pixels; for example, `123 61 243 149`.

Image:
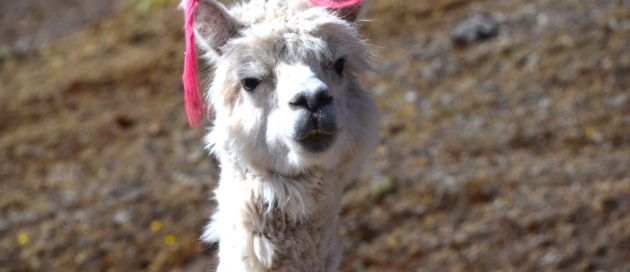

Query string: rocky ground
1 0 629 271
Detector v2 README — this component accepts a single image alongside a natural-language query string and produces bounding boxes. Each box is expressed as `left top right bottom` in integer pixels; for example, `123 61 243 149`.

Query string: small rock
537 13 549 26
452 13 500 46
404 90 418 103
113 211 130 225
148 122 166 136
113 114 135 129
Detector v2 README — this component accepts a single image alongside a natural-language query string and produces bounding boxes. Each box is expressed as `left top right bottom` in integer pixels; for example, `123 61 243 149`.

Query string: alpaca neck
208 159 345 271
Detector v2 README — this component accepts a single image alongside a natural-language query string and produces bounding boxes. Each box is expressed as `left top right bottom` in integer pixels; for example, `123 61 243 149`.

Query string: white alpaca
183 0 377 271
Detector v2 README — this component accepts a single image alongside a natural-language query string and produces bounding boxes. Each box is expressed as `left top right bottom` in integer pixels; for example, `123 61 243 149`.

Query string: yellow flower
585 127 602 142
164 234 176 246
150 220 162 232
17 232 29 246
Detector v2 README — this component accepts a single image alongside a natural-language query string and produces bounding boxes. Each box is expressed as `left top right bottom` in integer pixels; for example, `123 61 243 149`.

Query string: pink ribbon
309 0 363 8
182 0 203 127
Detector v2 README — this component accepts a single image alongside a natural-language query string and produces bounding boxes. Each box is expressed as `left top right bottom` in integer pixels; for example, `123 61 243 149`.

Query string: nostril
316 91 333 108
290 88 333 111
308 89 333 111
289 95 309 108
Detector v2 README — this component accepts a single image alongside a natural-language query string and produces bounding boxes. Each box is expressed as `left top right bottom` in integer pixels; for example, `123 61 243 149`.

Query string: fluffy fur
182 1 378 271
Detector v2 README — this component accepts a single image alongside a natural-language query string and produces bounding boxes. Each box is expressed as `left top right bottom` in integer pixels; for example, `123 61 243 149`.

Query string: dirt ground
1 0 629 271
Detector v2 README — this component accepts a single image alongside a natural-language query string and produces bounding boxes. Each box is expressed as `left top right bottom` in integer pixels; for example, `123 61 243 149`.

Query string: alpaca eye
333 58 345 76
242 78 261 91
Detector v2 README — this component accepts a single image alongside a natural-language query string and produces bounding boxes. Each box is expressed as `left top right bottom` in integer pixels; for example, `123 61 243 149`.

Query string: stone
452 13 500 46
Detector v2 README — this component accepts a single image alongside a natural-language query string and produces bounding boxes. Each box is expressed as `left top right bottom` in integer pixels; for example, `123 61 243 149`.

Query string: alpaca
181 0 377 271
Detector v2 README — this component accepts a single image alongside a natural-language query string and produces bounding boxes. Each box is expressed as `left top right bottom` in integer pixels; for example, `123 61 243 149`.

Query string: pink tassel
309 0 363 8
310 0 363 21
182 0 204 127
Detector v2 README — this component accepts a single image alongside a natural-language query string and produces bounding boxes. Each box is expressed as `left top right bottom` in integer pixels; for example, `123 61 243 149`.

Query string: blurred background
1 0 629 271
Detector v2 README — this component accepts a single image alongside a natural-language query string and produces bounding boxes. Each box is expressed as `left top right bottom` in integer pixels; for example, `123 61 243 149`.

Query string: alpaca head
192 0 377 175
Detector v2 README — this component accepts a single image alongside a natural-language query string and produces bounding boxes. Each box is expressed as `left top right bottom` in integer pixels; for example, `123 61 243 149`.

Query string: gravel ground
1 0 629 271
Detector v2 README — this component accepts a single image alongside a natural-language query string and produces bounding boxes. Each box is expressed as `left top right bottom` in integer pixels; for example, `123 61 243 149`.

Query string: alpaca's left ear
191 0 242 59
180 0 242 127
309 0 366 22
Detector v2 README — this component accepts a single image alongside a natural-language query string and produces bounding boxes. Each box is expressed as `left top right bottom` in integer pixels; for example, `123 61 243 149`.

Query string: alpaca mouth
295 130 336 153
293 111 338 153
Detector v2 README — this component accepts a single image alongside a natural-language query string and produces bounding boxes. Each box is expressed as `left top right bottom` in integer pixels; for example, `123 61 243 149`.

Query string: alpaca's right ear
188 0 241 59
309 0 366 22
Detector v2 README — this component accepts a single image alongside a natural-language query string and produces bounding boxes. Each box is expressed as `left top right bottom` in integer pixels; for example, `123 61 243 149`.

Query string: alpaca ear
336 3 363 22
192 0 241 58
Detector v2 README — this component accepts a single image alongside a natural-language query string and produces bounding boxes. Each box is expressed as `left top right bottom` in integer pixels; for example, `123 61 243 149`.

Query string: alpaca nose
289 88 333 112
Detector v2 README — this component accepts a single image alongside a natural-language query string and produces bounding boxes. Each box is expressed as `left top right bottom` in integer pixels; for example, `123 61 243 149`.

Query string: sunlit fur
183 0 378 271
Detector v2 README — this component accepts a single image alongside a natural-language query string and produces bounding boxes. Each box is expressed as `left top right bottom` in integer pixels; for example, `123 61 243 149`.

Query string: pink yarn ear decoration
310 0 363 21
182 0 204 127
309 0 363 8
